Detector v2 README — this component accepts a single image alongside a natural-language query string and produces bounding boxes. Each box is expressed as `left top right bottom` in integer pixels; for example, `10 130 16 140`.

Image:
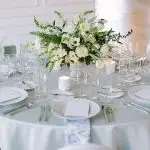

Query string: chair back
0 35 21 56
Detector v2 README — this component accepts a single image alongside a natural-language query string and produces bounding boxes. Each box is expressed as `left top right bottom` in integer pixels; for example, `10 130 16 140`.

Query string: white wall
0 0 95 43
95 0 150 53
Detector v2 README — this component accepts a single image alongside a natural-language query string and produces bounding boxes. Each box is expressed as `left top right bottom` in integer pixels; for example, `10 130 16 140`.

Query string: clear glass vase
69 63 85 78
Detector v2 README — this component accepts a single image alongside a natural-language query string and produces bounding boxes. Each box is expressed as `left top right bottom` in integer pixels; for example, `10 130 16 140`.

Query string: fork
105 107 114 122
45 105 51 122
38 106 46 121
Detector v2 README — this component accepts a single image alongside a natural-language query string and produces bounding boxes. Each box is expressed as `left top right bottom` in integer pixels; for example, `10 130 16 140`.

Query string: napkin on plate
135 89 150 100
65 101 90 117
0 88 20 103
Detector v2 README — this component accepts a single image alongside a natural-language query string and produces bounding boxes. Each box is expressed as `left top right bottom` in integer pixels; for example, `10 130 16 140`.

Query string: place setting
51 98 100 120
0 87 28 107
128 85 150 108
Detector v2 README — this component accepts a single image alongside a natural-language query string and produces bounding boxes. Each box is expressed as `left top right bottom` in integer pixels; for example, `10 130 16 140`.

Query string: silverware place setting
121 97 150 114
102 105 115 123
2 102 35 116
38 104 51 122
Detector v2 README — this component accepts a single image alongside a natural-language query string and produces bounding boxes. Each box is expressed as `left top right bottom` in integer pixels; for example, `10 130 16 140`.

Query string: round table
0 70 150 150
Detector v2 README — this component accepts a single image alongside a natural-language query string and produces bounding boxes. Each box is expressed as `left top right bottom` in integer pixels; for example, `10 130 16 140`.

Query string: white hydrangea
96 59 104 69
101 44 110 55
75 46 88 58
61 34 70 44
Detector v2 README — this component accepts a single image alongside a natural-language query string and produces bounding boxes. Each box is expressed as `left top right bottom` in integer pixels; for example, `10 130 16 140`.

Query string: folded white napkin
65 101 89 117
0 88 21 103
135 89 150 100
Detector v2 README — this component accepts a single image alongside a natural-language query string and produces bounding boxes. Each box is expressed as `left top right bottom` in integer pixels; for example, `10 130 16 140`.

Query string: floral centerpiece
31 10 132 71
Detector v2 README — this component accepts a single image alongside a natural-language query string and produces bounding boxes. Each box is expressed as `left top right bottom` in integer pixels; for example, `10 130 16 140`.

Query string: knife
2 103 33 116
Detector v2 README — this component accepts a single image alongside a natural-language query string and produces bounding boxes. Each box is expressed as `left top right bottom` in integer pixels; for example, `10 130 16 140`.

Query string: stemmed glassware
76 68 88 98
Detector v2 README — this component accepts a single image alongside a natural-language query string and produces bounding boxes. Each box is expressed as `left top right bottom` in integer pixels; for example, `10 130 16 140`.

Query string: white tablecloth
0 70 150 150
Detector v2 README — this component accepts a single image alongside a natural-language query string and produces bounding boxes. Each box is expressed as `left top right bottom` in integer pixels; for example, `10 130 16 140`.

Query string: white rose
51 55 59 62
57 48 67 58
101 44 110 55
75 46 88 58
69 37 80 47
88 34 96 43
61 34 70 44
65 55 71 63
71 56 79 63
83 34 96 43
69 51 79 63
67 43 74 49
94 44 100 49
96 59 104 69
69 51 76 57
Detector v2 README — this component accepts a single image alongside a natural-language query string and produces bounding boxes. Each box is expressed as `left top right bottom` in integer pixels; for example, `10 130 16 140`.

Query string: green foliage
31 10 132 71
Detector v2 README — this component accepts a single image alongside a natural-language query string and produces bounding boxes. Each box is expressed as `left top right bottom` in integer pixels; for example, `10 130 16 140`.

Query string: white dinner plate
123 75 141 83
128 85 150 107
98 89 124 99
51 99 100 120
0 87 28 106
20 81 36 91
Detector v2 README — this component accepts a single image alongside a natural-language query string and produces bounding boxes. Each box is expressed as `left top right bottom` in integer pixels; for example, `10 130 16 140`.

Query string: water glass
0 55 15 81
128 58 141 85
0 65 9 81
76 72 87 98
33 68 47 96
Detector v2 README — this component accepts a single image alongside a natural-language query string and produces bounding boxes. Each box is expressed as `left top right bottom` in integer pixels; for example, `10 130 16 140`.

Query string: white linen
0 88 20 103
65 101 89 117
0 70 150 150
0 111 149 150
135 89 150 100
58 144 114 150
